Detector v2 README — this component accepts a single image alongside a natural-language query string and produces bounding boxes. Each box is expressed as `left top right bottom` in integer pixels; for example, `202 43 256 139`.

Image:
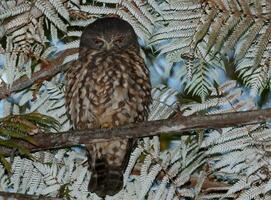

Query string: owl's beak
104 41 113 50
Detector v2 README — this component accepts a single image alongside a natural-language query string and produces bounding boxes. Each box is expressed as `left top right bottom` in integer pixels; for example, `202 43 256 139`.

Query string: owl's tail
87 139 135 198
88 158 123 198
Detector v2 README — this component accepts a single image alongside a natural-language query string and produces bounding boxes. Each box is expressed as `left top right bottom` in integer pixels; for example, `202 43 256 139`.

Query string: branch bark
0 48 77 100
0 191 62 200
1 108 271 156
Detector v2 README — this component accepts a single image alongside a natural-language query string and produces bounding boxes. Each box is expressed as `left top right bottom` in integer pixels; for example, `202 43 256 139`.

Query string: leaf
0 153 11 174
0 128 36 145
0 140 32 157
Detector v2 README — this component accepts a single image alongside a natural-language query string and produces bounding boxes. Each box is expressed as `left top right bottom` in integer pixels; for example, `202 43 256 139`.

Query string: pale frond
35 0 67 32
0 1 31 20
148 85 178 121
48 0 70 21
1 0 271 199
185 61 216 101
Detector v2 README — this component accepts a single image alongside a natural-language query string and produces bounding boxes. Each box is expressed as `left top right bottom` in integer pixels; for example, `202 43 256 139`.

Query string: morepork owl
65 17 151 197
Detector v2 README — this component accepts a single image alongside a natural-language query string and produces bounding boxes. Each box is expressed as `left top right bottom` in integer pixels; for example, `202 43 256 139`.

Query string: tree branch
0 48 78 100
0 191 62 200
1 108 271 156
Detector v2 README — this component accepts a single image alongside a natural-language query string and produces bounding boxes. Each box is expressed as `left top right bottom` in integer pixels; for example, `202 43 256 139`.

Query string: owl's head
79 17 139 56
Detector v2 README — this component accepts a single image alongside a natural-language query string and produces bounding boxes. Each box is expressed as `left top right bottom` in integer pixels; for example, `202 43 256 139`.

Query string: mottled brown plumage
65 17 151 197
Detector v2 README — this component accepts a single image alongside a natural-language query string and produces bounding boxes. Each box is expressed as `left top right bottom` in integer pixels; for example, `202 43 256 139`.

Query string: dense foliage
0 0 271 199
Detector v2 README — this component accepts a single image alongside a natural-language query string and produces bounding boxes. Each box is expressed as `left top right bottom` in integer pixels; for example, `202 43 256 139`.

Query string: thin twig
0 191 62 200
0 48 78 100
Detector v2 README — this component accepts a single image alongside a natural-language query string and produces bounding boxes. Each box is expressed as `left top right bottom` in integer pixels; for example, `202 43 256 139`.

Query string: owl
65 17 151 197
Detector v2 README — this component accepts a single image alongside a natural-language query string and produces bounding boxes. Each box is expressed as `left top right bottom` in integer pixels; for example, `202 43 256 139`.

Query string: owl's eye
114 38 123 46
94 39 104 47
115 38 122 43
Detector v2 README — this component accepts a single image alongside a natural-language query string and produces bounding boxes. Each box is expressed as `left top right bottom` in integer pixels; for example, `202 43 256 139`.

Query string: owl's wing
65 59 98 129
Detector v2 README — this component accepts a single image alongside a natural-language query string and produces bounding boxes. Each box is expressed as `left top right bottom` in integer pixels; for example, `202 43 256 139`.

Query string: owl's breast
65 47 151 130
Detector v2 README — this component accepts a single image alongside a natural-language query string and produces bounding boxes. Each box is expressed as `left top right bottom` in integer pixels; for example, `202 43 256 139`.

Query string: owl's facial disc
79 17 139 56
112 35 125 48
94 35 125 50
94 37 113 50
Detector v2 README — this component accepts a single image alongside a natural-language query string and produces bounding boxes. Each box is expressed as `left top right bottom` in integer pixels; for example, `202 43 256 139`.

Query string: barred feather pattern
65 17 151 197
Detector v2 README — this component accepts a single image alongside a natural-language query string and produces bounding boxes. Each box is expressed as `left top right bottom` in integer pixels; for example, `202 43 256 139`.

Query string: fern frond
80 5 116 15
131 2 156 26
248 66 269 96
35 0 67 32
212 13 241 56
153 0 271 96
123 147 144 186
117 10 150 40
152 30 194 44
253 24 271 68
48 0 70 21
205 13 229 55
161 1 201 11
235 19 265 62
0 154 11 174
224 176 255 198
223 17 254 54
153 176 169 200
191 8 217 50
120 1 153 34
237 184 266 200
0 2 31 20
185 61 215 101
238 0 252 16
148 85 178 121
